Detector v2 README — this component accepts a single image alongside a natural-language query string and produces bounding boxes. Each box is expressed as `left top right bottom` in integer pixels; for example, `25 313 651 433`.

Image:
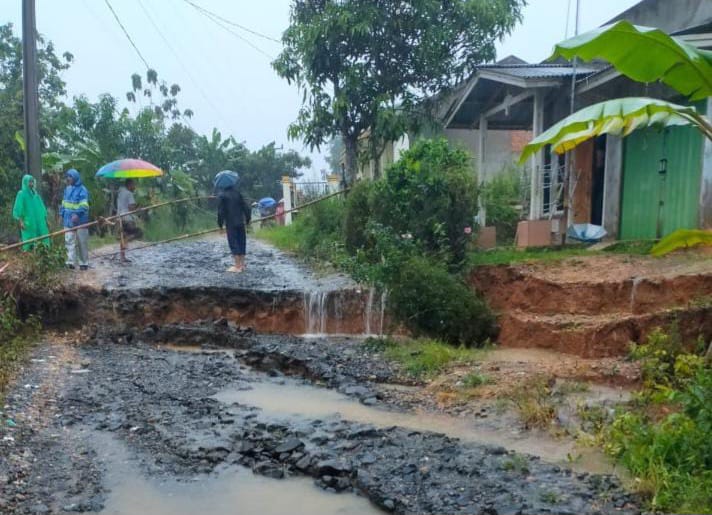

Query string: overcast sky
3 0 641 178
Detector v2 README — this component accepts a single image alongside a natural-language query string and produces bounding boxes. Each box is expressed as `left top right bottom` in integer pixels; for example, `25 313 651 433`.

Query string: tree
273 0 525 183
243 142 311 200
0 23 72 221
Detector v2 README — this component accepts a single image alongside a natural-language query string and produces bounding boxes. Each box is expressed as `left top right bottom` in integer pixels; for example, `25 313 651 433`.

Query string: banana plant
551 21 712 101
520 22 712 161
519 97 712 163
650 229 712 257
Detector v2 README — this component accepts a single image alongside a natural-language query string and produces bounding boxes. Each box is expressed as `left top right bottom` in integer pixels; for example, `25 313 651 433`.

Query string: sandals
227 266 244 273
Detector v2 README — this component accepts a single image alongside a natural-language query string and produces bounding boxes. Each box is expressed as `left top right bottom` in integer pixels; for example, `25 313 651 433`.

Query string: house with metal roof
441 0 712 243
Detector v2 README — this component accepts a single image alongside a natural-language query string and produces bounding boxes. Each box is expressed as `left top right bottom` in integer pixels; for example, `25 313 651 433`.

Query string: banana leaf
551 21 712 101
519 97 712 164
650 229 712 257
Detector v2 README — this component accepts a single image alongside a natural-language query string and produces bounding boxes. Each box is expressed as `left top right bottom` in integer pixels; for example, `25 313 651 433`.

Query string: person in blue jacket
59 169 90 270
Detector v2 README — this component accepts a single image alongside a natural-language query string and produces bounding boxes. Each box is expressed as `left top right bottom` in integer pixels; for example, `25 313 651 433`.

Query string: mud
1 337 639 515
471 256 712 357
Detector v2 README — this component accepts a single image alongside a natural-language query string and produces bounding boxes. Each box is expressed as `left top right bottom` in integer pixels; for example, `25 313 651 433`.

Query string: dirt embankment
470 253 712 357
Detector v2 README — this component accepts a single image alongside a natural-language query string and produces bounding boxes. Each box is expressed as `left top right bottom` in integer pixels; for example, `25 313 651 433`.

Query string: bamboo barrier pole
92 188 349 259
0 195 214 254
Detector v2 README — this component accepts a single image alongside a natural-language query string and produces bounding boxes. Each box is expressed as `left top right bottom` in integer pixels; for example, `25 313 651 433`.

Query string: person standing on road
216 172 251 273
12 174 50 251
60 169 90 270
116 179 142 264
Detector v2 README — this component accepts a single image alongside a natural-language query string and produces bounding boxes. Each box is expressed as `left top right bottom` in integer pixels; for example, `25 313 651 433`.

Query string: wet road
84 235 355 293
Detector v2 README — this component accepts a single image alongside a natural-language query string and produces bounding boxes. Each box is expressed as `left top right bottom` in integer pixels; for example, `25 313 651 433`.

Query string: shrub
292 197 345 261
506 375 557 429
604 330 712 513
481 169 523 245
370 139 478 265
262 197 347 263
16 243 66 289
343 180 372 254
387 256 495 346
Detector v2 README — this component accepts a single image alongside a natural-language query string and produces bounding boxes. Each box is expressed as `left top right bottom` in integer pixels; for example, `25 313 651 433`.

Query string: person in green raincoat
12 174 50 250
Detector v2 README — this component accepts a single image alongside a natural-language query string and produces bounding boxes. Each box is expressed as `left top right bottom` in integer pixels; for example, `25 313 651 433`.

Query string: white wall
444 129 524 181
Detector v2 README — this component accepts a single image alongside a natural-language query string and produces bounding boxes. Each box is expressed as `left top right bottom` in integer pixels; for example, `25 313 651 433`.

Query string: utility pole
22 0 42 181
563 0 580 242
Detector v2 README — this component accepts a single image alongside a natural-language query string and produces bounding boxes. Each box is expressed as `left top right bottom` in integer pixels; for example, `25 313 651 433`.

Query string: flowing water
629 276 644 312
213 379 618 475
89 431 381 515
304 288 388 337
363 288 388 337
304 290 328 335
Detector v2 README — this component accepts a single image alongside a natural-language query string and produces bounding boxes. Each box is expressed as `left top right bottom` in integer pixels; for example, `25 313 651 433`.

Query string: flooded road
213 377 618 474
90 432 380 515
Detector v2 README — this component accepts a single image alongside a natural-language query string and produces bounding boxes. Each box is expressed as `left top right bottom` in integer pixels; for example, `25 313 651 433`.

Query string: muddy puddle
213 378 618 475
89 431 381 515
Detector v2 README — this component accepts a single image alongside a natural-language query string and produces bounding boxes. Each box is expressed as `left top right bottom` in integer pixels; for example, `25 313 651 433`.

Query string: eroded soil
4 237 690 514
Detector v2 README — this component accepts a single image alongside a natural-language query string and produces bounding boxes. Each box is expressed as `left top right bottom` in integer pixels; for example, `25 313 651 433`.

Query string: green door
620 124 703 240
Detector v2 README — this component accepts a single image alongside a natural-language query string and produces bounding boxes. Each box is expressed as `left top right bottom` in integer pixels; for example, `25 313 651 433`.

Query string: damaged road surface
1 238 640 514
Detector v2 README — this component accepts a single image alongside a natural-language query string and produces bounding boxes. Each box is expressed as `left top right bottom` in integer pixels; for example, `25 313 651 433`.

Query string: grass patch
469 245 593 267
556 380 590 395
501 453 530 474
469 239 657 267
603 240 655 255
461 372 491 388
257 224 302 253
505 375 557 429
378 338 487 379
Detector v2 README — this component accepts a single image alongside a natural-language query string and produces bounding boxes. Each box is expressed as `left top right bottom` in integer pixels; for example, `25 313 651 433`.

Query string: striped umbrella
96 159 164 179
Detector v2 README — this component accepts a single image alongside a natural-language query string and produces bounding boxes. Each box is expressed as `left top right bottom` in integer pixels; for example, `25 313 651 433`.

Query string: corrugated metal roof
477 64 601 80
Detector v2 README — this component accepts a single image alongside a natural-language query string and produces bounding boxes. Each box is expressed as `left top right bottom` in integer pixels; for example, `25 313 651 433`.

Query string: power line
103 0 151 69
190 6 276 61
182 0 282 44
134 0 229 127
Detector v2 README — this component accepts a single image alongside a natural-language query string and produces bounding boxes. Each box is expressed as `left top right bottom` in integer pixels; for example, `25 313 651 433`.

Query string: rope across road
0 188 348 260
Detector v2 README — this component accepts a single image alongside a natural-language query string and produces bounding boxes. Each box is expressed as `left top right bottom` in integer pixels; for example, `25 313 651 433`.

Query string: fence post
281 176 293 225
327 174 340 194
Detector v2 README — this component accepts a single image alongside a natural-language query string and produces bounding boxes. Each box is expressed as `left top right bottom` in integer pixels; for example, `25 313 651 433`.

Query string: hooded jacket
60 169 90 228
217 187 251 229
13 174 50 250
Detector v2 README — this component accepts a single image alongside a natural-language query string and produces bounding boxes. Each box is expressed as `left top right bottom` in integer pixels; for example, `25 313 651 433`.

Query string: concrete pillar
326 174 340 194
281 176 293 225
477 115 488 226
602 135 623 238
529 89 545 220
700 98 712 230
